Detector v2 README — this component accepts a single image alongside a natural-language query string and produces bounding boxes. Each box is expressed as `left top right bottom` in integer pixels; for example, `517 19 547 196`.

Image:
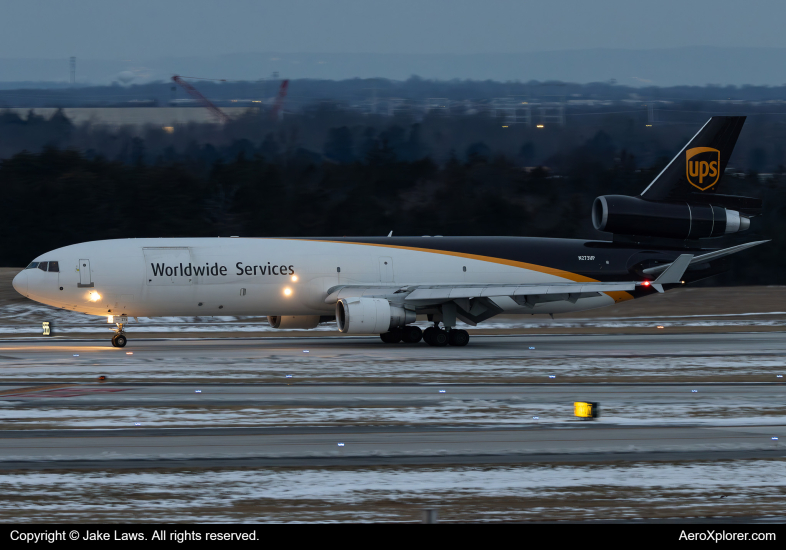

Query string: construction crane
171 75 230 123
270 79 289 121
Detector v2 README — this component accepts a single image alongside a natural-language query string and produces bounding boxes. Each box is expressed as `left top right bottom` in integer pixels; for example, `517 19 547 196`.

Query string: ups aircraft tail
640 116 746 203
593 116 763 240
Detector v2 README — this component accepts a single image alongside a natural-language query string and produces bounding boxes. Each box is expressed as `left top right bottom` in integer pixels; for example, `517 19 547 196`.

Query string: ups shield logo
686 147 720 191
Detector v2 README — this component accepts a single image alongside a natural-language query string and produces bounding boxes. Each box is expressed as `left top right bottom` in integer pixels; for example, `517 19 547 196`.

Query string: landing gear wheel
448 329 470 347
423 326 437 345
401 325 423 344
112 334 127 348
426 328 448 347
380 328 403 344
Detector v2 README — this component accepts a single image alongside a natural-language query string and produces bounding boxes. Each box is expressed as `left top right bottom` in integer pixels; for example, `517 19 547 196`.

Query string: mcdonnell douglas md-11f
13 116 767 347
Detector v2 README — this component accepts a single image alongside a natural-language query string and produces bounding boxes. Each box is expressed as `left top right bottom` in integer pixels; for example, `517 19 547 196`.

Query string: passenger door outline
379 256 394 283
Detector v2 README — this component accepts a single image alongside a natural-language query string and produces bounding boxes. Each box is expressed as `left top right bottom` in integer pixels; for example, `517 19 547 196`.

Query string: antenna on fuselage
387 231 393 237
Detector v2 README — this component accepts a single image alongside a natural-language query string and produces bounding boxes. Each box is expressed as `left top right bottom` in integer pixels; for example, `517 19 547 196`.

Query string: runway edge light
574 401 599 420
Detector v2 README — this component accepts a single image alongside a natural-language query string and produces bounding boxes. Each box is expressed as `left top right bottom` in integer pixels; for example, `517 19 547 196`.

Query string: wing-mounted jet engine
592 116 762 242
336 297 415 334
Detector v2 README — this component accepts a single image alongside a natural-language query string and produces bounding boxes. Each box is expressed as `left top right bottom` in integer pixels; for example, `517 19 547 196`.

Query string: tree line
1 143 782 285
3 102 786 175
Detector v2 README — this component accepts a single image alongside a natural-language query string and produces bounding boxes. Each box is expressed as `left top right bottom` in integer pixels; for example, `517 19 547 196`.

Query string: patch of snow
0 461 783 522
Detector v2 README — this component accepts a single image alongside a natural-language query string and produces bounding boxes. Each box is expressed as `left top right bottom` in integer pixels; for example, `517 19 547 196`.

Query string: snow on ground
0 460 784 522
2 400 786 430
0 352 782 383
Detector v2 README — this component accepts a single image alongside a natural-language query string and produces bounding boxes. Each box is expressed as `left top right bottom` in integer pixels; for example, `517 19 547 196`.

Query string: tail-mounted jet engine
336 297 416 334
592 195 749 240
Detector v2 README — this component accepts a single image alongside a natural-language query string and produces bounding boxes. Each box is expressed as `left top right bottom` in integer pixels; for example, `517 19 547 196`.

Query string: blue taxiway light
548 375 556 379
773 437 780 441
286 375 292 378
195 390 201 393
529 346 535 350
533 416 539 420
337 442 345 447
692 390 698 393
439 390 446 393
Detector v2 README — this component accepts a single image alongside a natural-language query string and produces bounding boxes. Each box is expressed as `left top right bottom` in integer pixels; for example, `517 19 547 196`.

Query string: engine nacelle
335 297 416 334
267 315 321 329
592 195 749 239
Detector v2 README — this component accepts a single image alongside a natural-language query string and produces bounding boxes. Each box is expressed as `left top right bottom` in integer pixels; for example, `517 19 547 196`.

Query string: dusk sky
2 0 785 59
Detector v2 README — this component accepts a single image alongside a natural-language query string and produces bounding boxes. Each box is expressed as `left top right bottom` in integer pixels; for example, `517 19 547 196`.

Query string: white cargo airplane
12 117 766 348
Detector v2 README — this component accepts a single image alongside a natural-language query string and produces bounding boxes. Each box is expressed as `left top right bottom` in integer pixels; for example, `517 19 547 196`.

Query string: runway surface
0 331 783 468
0 422 784 468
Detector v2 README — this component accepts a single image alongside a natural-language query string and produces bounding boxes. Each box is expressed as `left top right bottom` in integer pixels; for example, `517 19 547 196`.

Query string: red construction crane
270 79 289 120
171 75 230 123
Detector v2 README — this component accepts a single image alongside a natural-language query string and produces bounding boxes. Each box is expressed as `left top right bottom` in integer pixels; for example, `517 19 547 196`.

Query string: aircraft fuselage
13 236 693 319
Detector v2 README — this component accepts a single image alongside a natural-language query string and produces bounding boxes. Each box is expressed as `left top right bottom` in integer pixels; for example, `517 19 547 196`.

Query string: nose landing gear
111 323 127 348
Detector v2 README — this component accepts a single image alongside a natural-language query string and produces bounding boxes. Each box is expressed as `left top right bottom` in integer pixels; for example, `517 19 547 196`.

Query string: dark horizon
4 46 786 87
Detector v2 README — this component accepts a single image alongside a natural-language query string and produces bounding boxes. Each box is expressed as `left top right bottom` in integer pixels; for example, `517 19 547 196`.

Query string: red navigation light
642 281 651 286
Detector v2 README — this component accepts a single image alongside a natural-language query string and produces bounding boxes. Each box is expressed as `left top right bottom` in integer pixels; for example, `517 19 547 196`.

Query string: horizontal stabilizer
643 240 770 276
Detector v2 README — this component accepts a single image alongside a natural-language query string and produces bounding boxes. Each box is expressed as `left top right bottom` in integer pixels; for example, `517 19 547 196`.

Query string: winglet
650 254 694 292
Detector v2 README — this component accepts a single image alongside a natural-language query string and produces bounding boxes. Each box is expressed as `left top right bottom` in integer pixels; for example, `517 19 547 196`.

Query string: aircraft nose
12 270 28 297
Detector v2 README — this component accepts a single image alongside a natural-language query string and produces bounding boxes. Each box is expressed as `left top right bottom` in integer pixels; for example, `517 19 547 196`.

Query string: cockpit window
48 261 59 272
25 262 38 270
37 262 49 272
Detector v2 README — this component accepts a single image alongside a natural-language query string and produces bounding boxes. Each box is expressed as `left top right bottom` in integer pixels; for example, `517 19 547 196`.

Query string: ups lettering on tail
686 147 720 190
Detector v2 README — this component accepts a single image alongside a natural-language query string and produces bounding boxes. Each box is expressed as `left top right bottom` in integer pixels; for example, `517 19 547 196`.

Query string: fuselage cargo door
379 256 394 283
143 247 194 285
78 259 93 287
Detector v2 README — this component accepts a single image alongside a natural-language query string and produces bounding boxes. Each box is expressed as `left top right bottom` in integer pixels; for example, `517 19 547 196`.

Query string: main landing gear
380 324 469 346
424 325 469 347
380 325 423 344
111 323 127 348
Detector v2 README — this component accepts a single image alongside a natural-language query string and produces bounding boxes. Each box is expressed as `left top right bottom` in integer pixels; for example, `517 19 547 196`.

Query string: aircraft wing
402 281 638 300
325 280 642 304
324 280 656 326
